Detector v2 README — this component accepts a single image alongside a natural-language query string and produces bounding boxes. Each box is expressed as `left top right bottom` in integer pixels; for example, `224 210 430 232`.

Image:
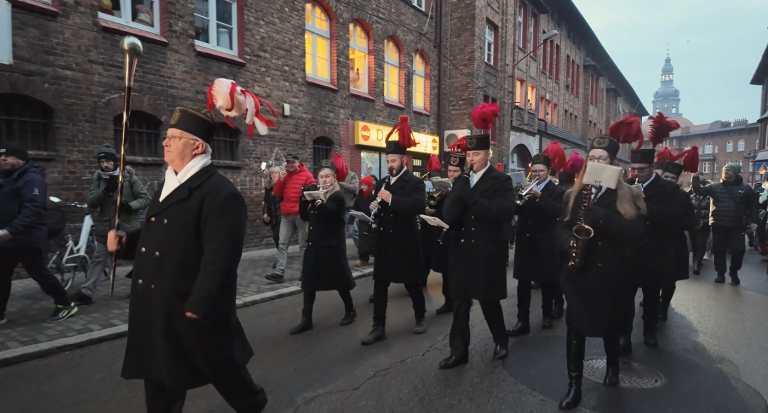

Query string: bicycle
46 198 99 290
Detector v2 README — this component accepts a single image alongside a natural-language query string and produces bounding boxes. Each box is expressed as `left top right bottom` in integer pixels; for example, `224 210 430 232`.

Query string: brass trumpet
426 188 446 206
515 179 539 205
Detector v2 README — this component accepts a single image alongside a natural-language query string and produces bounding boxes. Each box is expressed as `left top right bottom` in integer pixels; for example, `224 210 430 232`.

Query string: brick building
750 41 768 182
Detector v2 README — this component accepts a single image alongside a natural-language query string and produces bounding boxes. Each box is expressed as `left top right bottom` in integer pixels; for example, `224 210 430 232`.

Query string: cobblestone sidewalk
0 241 372 365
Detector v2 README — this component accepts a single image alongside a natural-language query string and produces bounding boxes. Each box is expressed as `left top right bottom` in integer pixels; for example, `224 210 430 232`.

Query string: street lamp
515 30 559 68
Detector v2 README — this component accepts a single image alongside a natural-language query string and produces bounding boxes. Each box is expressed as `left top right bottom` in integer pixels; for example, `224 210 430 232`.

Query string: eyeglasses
629 167 650 173
164 135 201 144
587 156 610 163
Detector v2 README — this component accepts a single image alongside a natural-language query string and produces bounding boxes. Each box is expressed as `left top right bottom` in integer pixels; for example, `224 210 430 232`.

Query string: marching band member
361 116 428 345
421 154 444 283
508 148 566 337
439 133 515 369
289 158 357 335
557 136 646 410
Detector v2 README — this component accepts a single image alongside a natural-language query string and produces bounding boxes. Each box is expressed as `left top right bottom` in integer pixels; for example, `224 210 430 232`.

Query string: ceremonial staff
109 36 143 295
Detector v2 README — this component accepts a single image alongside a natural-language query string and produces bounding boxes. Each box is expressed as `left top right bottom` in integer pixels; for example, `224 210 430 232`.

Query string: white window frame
384 39 399 102
738 139 745 151
726 140 733 152
305 1 331 82
412 0 424 10
703 162 710 173
485 23 495 65
100 0 161 35
527 11 534 51
413 53 426 109
714 162 718 172
349 23 368 93
517 3 524 49
715 145 719 153
0 0 11 65
194 0 238 55
704 143 713 154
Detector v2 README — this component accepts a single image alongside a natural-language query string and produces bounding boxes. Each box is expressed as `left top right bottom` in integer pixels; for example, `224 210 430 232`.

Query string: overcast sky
572 0 768 125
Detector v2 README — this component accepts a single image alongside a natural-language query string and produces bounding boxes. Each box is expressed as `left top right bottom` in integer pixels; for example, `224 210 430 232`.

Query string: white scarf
159 154 212 202
99 168 120 179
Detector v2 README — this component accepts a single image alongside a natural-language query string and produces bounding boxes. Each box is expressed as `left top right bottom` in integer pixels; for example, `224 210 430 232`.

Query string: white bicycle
46 197 99 290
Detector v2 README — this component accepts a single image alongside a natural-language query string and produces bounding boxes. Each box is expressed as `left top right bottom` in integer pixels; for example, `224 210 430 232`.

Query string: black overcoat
120 164 253 391
421 195 445 274
560 188 643 338
442 167 516 302
513 180 565 283
372 169 427 284
353 190 377 258
299 190 355 291
667 188 696 286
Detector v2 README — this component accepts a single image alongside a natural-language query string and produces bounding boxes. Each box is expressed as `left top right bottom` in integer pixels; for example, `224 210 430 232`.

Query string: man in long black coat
438 134 516 369
108 108 267 413
361 139 427 345
508 153 566 337
625 148 681 350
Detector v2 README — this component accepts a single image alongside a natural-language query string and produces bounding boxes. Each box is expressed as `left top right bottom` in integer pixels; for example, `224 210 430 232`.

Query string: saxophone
567 185 596 270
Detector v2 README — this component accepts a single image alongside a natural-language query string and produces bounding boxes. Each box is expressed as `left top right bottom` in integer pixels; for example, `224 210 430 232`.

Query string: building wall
668 125 761 183
0 0 437 248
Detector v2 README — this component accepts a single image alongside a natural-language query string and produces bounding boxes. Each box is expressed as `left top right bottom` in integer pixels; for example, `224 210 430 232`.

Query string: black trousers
303 289 354 315
711 226 746 275
516 280 562 322
144 371 267 413
689 225 711 265
660 285 676 308
449 299 508 357
629 283 660 334
441 272 453 306
0 247 70 315
372 279 425 325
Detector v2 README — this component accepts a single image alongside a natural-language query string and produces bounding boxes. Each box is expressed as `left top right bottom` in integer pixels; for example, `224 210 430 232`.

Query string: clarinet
370 176 391 223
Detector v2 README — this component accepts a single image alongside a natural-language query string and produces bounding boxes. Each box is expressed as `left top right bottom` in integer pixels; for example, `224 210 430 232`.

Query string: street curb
0 267 374 369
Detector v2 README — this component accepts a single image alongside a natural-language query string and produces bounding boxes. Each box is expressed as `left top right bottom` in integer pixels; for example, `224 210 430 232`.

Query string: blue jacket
0 162 48 248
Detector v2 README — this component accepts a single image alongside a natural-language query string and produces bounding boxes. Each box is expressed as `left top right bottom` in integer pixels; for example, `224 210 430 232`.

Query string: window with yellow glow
413 53 426 109
527 84 536 110
384 39 399 101
305 2 330 82
349 23 368 93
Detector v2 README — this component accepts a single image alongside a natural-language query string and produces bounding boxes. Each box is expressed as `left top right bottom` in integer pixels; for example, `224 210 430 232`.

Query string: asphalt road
1 250 767 413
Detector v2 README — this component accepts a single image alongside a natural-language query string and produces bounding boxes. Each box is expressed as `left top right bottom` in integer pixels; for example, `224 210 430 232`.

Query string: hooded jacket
0 162 49 248
692 175 758 228
273 163 315 216
87 166 151 242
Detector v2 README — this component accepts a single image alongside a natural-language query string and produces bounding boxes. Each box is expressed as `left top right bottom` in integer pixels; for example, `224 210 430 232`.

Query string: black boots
340 309 357 326
603 336 620 388
439 354 469 369
493 344 508 360
659 303 669 321
559 328 585 410
361 324 386 345
692 261 702 275
730 272 741 285
643 330 659 347
619 334 633 356
290 309 313 335
435 302 453 315
552 304 565 319
542 316 554 329
507 321 530 337
714 273 726 283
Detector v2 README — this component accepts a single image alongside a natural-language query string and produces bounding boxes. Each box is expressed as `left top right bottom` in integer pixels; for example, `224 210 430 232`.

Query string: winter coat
442 167 516 301
262 183 282 227
372 169 427 284
692 175 758 229
421 195 444 275
87 167 151 243
560 188 643 338
273 163 315 216
667 189 696 286
0 162 48 248
119 164 253 390
513 180 565 283
353 189 376 258
689 190 711 229
299 190 355 291
338 171 360 210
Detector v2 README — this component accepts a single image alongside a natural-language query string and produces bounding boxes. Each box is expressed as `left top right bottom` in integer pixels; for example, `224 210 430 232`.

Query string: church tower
652 54 682 118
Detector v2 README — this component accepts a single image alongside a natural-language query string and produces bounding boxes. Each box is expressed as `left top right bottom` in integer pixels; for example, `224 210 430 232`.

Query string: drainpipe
435 0 444 159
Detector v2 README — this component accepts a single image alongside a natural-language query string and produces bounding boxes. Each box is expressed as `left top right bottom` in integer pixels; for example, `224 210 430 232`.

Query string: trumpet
516 179 539 205
426 188 447 206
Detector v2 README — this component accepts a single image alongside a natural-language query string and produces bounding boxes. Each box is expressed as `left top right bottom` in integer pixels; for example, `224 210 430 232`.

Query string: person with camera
72 144 150 305
0 146 77 323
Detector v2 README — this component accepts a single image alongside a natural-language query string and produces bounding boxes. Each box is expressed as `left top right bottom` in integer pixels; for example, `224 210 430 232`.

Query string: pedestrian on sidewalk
0 146 78 324
353 175 376 267
108 108 267 413
265 154 315 283
72 144 150 306
691 163 758 285
289 159 357 335
689 180 712 274
262 166 283 269
333 154 360 249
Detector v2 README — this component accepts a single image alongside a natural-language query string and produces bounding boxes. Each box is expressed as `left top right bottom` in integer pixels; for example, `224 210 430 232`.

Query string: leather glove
120 201 133 212
103 175 119 195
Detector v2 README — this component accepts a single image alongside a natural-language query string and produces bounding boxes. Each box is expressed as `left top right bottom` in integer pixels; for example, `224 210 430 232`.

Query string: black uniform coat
421 195 445 274
560 188 643 338
120 164 253 391
352 189 376 258
668 188 697 286
513 179 565 283
442 166 516 302
372 169 427 284
299 190 355 291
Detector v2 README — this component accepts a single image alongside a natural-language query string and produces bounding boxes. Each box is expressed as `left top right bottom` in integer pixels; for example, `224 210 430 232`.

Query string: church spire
652 54 682 118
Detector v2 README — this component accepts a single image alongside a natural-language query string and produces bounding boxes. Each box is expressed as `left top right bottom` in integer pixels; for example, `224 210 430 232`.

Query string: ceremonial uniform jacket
120 164 253 390
669 188 697 286
299 190 355 291
560 188 643 338
513 180 565 284
372 169 427 284
421 195 445 274
353 189 377 258
442 167 516 302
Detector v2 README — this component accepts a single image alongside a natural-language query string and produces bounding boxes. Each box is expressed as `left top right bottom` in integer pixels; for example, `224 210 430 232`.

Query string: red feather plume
385 115 417 149
608 115 644 149
542 141 567 172
426 154 441 172
564 152 585 175
647 112 681 149
448 136 466 153
471 103 500 131
655 146 675 162
671 146 699 173
496 163 503 172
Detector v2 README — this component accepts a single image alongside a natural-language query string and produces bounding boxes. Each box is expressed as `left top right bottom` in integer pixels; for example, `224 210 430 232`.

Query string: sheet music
419 215 449 229
302 191 327 202
581 163 622 189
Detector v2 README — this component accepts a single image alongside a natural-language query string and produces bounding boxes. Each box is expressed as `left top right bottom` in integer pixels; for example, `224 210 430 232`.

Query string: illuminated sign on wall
354 121 440 155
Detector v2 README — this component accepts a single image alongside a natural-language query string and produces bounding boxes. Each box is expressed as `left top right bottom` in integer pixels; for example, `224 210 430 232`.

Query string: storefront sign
757 162 768 175
354 121 439 155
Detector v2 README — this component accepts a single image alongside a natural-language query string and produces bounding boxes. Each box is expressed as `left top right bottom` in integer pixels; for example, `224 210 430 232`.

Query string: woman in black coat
289 160 356 335
557 140 647 411
262 166 282 268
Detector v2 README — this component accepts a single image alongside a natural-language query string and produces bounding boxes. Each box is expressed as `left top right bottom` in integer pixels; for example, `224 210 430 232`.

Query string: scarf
160 154 212 202
99 168 120 179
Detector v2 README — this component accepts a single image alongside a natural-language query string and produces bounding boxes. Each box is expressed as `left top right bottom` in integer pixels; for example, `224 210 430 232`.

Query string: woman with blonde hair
263 166 283 269
557 136 646 410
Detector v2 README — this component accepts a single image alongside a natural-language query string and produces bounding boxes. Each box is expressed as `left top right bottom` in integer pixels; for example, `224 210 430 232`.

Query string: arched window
738 139 745 151
349 22 368 93
312 136 333 175
704 142 713 154
0 94 53 152
384 39 399 102
726 140 733 152
413 52 428 110
114 111 162 158
305 2 331 83
212 124 239 161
